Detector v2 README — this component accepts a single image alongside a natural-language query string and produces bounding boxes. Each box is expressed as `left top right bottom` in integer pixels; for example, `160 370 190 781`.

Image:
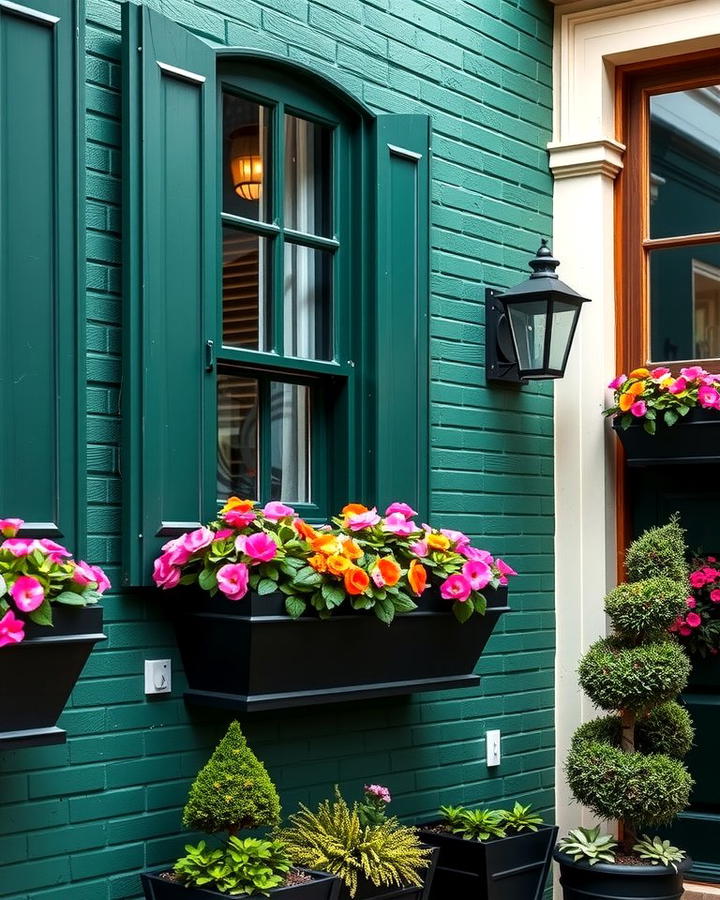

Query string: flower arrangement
669 554 720 657
152 498 516 624
0 518 110 648
604 365 720 434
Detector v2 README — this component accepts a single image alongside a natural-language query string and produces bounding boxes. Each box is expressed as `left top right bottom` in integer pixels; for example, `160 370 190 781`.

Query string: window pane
270 382 311 503
649 243 720 361
284 115 332 237
222 93 270 221
218 374 259 500
222 227 271 350
284 243 332 360
649 87 720 239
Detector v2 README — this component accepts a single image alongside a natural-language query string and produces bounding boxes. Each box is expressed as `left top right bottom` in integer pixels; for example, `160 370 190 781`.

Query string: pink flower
708 556 717 563
364 784 392 803
496 559 518 585
461 546 494 564
0 518 23 538
224 507 257 528
711 590 720 604
686 611 702 628
385 503 417 518
242 532 278 563
371 567 385 588
214 528 234 541
698 385 720 410
462 560 492 591
73 560 98 587
216 562 249 601
90 565 111 595
263 501 296 521
159 537 192 567
38 539 71 558
346 508 381 531
630 400 647 418
690 570 709 589
409 540 429 557
441 529 471 550
679 624 693 637
608 374 627 390
1 538 40 557
0 609 24 648
152 554 181 590
181 527 215 555
680 366 707 381
686 597 697 609
382 513 417 536
668 377 688 395
650 367 671 380
10 576 45 612
440 574 472 603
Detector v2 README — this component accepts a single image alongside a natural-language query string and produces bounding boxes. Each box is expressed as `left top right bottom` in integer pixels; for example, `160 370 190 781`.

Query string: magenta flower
243 532 278 563
680 366 707 381
385 502 417 519
224 507 257 528
1 538 41 557
214 528 234 541
496 558 518 585
668 377 688 395
0 609 24 648
72 560 98 587
409 540 429 557
630 400 647 418
152 554 181 590
462 560 492 591
90 565 111 594
686 597 697 609
364 784 392 803
181 527 215 555
650 367 671 380
441 528 471 550
346 508 381 531
461 546 494 564
38 539 71 558
711 590 720 604
10 576 45 612
686 611 702 628
679 624 693 637
440 574 472 603
0 518 23 538
160 537 192 567
690 570 709 589
382 513 418 536
216 562 249 601
263 501 296 521
698 385 720 409
608 374 627 390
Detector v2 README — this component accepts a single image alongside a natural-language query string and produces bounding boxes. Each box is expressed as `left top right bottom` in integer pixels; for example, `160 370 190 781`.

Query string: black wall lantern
486 241 590 383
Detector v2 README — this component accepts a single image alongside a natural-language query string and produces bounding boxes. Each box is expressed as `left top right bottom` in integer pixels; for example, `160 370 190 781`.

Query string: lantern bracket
485 289 526 385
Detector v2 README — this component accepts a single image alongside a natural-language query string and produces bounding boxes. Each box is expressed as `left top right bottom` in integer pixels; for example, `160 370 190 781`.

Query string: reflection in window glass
222 93 270 221
649 243 720 361
270 382 311 503
649 87 720 239
218 374 259 500
284 243 332 360
222 227 270 350
284 115 332 237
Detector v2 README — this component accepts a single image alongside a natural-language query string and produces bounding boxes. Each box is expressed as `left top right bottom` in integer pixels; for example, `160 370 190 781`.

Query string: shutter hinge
205 339 214 371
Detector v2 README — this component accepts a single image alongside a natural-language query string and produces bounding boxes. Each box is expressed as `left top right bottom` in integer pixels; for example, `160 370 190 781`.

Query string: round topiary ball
604 577 687 639
571 703 694 760
625 517 688 584
566 739 693 827
579 637 690 713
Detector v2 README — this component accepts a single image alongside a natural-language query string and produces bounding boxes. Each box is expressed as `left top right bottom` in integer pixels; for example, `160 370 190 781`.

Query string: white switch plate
486 729 501 767
145 659 171 695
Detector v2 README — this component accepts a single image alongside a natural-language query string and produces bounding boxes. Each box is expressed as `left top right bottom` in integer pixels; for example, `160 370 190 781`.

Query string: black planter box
613 408 720 466
553 849 691 900
417 823 557 900
141 868 340 900
171 587 509 712
337 847 438 900
0 605 106 748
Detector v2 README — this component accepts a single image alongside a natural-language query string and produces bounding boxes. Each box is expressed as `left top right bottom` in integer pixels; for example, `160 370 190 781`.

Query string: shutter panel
0 0 82 548
122 6 217 585
374 115 431 520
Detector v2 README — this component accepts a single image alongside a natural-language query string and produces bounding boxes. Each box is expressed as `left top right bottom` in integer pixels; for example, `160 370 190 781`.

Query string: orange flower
220 496 254 515
375 557 401 587
310 533 340 556
327 554 352 576
342 503 368 518
340 538 363 560
427 533 451 552
344 566 370 596
630 367 650 378
294 519 318 541
308 553 328 573
627 380 646 397
408 560 428 596
619 392 634 412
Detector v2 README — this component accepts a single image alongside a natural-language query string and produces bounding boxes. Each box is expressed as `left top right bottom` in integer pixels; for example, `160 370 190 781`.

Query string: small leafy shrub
173 841 227 890
438 802 543 841
571 702 693 760
558 827 617 866
174 837 291 896
624 515 688 584
277 787 430 898
183 721 281 834
633 835 686 871
502 802 544 834
357 784 392 827
604 578 685 639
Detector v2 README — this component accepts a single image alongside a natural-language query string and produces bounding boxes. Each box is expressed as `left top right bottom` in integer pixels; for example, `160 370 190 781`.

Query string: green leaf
473 593 487 615
248 573 260 590
374 595 395 625
293 567 323 587
257 578 277 596
260 563 279 580
663 409 679 427
28 597 53 626
198 568 217 592
53 591 88 606
285 596 306 618
619 414 632 431
392 593 418 614
0 574 6 597
643 419 656 435
321 583 345 608
452 600 474 624
677 404 690 416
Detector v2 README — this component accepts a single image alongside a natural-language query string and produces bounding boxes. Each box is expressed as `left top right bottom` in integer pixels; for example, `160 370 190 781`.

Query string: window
618 55 720 371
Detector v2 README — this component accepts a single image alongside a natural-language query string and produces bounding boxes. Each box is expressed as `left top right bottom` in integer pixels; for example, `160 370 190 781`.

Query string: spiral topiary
565 518 694 849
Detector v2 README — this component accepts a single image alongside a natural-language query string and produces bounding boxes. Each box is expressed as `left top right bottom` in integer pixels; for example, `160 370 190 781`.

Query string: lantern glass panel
548 299 580 372
507 300 548 373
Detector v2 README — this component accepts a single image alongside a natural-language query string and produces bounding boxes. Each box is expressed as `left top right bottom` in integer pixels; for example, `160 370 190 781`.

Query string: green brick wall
0 0 554 897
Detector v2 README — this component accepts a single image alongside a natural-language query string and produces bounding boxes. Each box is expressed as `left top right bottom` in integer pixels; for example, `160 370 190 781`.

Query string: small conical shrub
183 721 281 834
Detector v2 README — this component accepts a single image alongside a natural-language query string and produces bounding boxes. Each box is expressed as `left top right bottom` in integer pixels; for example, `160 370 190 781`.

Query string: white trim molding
551 0 720 862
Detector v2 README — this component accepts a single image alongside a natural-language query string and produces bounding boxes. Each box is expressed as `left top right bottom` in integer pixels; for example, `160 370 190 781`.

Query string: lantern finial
529 241 560 279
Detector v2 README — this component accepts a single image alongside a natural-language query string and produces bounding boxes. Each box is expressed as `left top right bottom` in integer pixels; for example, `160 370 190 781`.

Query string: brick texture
0 0 554 897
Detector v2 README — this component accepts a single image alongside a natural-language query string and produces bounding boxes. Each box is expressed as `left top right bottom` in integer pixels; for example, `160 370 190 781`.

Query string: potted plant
0 517 109 747
153 500 516 711
276 784 436 899
554 517 695 899
416 801 557 900
605 365 720 463
141 721 341 899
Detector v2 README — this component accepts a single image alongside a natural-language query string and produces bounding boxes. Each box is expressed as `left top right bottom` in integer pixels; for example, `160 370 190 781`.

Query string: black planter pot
141 868 340 900
553 849 692 899
337 846 438 900
171 588 509 712
613 407 720 466
417 823 557 900
0 605 106 748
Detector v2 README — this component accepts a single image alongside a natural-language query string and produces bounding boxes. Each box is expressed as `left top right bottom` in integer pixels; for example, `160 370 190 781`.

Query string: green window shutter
0 0 82 549
122 6 218 585
374 115 431 520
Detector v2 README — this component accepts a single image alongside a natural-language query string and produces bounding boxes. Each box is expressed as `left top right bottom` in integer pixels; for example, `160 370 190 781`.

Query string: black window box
141 868 340 900
613 408 720 466
169 588 509 712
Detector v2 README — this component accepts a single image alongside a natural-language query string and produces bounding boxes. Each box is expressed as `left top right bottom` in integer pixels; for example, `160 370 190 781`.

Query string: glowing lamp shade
230 130 263 202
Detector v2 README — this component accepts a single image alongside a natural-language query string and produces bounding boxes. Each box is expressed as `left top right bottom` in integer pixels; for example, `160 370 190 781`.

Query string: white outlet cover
486 729 501 767
145 659 171 695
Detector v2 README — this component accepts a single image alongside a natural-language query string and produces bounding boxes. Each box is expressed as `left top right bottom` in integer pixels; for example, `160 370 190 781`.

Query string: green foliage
557 826 617 866
604 578 686 639
566 740 692 827
440 806 506 841
174 838 291 896
578 637 690 713
501 802 544 834
277 788 430 898
633 835 686 871
571 703 693 760
625 517 688 584
182 722 281 834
